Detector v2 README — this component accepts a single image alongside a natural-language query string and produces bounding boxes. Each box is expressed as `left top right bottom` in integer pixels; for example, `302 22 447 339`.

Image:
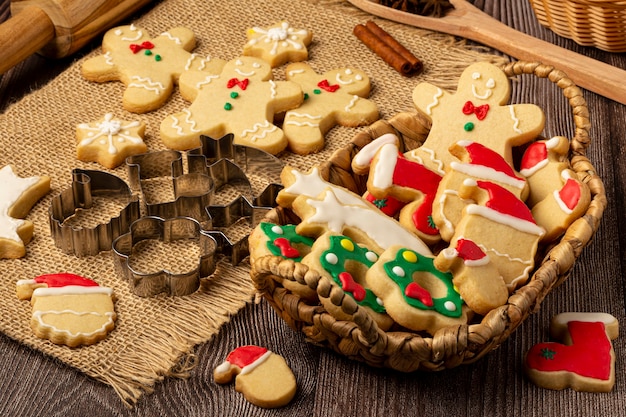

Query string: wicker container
250 62 606 372
529 0 626 52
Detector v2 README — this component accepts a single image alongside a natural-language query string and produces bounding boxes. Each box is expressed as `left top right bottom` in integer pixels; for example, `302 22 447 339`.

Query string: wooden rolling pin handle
0 5 55 74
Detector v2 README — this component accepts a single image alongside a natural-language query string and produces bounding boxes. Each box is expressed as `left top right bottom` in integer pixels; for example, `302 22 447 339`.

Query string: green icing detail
154 54 162 61
382 248 462 317
540 348 557 360
259 222 314 262
464 122 474 131
313 89 321 95
230 92 239 99
427 215 436 230
319 235 385 314
373 198 387 209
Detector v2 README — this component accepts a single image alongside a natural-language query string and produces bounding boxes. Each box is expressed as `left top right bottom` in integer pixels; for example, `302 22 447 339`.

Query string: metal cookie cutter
49 169 141 257
112 216 217 297
126 150 216 222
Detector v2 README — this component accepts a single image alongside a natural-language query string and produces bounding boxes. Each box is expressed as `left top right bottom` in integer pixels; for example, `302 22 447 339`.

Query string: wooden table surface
1 1 624 416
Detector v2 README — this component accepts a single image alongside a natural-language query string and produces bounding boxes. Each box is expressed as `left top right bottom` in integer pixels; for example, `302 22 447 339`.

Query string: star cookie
0 165 51 259
76 113 147 168
242 21 312 67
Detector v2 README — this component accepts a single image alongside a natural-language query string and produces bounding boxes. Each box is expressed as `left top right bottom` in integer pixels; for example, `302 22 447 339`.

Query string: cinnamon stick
353 21 423 76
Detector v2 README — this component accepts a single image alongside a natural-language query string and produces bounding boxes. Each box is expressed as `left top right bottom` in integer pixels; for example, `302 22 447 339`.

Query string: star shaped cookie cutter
49 169 141 257
112 216 217 297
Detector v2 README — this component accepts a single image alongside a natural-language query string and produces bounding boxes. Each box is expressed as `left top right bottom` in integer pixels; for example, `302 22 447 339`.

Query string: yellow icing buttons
340 238 355 252
402 250 418 263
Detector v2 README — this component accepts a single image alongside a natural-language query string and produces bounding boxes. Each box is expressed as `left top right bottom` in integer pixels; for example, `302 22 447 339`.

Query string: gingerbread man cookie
214 345 297 408
76 113 147 168
160 56 303 154
525 312 619 392
283 63 379 154
412 61 545 173
81 25 226 113
242 21 312 68
431 140 528 242
520 136 590 242
17 273 116 347
0 165 51 259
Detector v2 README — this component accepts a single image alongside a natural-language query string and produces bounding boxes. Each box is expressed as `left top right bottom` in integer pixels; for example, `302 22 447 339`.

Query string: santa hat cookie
214 345 297 408
16 273 116 347
525 312 619 392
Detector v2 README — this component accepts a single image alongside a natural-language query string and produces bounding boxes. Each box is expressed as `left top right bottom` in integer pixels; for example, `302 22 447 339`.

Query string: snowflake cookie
160 56 303 154
0 165 51 259
76 113 147 169
81 25 226 113
242 21 312 67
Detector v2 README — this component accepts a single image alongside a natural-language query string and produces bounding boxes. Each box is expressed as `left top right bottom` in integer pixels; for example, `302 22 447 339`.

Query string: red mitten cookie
525 312 619 392
214 345 297 408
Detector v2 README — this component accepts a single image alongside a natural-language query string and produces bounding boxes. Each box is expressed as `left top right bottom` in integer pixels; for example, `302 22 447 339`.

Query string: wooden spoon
347 0 626 106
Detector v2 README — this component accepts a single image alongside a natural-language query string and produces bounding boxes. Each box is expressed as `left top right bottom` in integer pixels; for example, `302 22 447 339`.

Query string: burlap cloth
0 0 506 405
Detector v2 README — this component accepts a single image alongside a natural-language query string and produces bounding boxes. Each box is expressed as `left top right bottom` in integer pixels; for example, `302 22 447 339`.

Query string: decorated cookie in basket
283 62 379 154
520 136 591 242
16 273 116 347
81 25 226 113
0 165 51 259
160 56 303 154
300 232 394 330
411 61 545 173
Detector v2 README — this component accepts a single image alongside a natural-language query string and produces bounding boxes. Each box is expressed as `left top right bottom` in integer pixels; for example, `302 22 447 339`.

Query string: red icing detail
525 321 613 381
405 282 434 307
129 41 154 54
455 238 486 261
391 154 442 235
366 193 406 216
463 141 523 180
520 141 548 171
273 238 300 258
338 272 366 301
317 79 340 92
559 178 582 211
226 345 269 368
227 78 249 90
34 273 99 288
463 101 490 120
476 180 536 224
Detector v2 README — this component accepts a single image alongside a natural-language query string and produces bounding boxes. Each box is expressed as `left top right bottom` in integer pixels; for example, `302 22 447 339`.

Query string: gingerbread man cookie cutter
112 216 217 297
49 169 141 257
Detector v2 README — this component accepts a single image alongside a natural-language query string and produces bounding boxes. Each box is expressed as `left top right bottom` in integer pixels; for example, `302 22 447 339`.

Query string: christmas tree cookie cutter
112 216 217 297
49 169 141 257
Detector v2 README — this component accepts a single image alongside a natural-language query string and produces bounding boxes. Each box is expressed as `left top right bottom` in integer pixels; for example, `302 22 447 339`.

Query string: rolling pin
0 0 153 74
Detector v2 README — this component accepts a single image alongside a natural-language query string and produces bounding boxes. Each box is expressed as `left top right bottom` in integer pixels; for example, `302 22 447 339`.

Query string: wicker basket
250 61 606 372
529 0 626 52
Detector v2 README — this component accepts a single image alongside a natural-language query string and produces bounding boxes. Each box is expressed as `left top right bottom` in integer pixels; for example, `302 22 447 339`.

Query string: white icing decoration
520 159 548 178
465 204 545 236
472 72 481 80
196 74 220 89
240 350 272 375
33 285 114 297
413 147 446 175
121 25 142 42
325 253 339 265
553 312 617 327
269 80 277 99
77 113 143 155
353 133 399 168
283 167 370 208
449 161 526 189
444 301 457 311
128 75 165 94
426 88 443 115
509 106 522 133
170 109 199 135
284 112 322 128
287 69 305 77
104 52 114 66
32 310 115 338
392 266 405 277
248 22 309 56
241 121 277 142
336 73 355 85
0 166 40 243
235 68 255 76
344 95 359 112
365 251 378 262
271 225 284 234
371 143 398 189
303 189 432 256
161 31 182 44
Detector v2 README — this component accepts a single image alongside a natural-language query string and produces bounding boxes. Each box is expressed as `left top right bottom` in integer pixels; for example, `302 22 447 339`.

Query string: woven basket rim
250 61 607 371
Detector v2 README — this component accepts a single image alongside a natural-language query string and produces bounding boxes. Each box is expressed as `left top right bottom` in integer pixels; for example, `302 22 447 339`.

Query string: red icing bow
463 101 490 120
317 79 340 92
227 78 249 90
129 41 154 54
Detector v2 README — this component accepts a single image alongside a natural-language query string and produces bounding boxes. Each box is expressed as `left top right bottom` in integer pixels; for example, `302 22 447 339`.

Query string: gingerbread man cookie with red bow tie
82 25 227 113
411 61 545 174
161 56 303 154
283 62 379 154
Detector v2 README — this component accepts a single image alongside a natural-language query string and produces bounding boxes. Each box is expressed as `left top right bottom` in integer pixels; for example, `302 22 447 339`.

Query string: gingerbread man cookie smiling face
161 56 303 154
411 61 545 174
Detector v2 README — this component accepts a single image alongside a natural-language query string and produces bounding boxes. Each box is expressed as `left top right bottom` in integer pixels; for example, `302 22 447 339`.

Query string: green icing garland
259 222 314 262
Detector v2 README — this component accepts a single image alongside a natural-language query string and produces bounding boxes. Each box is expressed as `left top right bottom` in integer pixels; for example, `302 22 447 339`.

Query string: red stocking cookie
283 63 379 154
525 312 619 392
412 61 545 173
520 136 591 242
161 56 303 154
82 25 226 113
214 345 297 408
